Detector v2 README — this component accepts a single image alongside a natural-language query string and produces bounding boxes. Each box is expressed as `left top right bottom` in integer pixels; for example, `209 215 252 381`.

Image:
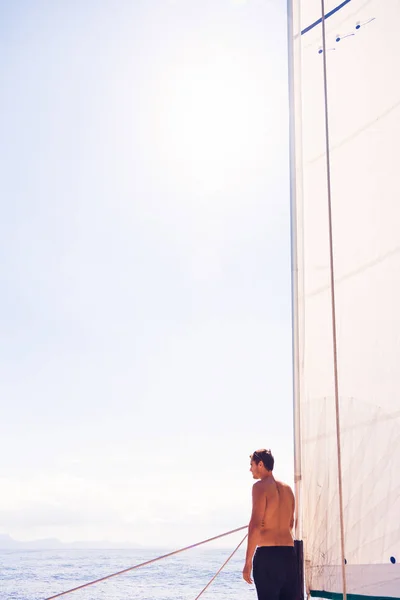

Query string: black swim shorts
253 546 298 600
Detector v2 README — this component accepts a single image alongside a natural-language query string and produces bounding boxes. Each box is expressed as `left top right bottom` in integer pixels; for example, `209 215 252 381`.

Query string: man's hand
242 561 253 585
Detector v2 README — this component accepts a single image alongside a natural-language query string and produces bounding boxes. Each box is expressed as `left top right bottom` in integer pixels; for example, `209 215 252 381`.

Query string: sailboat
288 0 400 598
40 1 399 598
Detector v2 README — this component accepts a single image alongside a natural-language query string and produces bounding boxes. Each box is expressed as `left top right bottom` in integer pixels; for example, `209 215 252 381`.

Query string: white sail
291 0 400 597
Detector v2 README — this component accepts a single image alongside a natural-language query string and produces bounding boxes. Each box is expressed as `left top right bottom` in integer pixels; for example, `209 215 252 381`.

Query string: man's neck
260 471 273 481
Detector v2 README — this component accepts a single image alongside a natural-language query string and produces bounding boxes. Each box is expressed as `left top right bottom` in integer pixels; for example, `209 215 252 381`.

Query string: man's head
249 449 274 479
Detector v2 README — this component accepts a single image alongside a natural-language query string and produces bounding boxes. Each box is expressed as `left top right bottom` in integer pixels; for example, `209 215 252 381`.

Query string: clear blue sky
0 0 293 547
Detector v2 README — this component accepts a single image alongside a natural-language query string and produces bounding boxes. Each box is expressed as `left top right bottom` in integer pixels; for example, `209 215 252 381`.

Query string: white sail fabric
293 0 400 597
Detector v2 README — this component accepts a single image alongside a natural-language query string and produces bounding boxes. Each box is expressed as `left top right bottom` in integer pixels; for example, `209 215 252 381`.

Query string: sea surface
0 546 256 600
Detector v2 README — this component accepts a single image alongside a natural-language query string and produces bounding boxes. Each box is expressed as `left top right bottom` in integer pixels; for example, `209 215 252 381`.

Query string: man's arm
243 483 265 583
290 491 295 531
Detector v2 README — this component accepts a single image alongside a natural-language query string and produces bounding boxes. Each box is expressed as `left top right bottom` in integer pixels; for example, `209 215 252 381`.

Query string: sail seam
306 245 400 298
308 99 400 165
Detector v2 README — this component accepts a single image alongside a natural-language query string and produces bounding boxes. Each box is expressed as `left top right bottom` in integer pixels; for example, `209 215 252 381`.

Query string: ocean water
0 546 257 600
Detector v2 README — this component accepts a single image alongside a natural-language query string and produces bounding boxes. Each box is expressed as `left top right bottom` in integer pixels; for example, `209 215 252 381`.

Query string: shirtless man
242 449 298 600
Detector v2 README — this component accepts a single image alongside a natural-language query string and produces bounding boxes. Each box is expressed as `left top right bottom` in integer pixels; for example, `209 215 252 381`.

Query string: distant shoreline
0 533 144 550
0 534 238 552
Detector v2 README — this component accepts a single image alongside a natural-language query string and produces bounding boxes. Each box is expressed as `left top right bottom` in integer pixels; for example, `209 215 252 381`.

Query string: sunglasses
252 449 270 461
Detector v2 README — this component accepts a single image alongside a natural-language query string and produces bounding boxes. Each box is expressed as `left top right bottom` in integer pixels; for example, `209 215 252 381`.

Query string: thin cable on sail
193 534 247 600
320 1 347 599
43 525 247 600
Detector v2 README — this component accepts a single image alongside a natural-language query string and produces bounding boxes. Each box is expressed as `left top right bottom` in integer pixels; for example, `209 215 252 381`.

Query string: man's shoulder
252 480 264 491
253 478 273 494
276 480 294 496
252 480 268 499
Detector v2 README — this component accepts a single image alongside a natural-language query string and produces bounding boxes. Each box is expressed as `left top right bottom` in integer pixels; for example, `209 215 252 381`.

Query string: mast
287 0 304 543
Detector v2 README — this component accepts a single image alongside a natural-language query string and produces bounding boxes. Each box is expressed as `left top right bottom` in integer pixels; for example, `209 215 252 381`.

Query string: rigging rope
320 1 348 599
193 534 247 600
43 525 247 600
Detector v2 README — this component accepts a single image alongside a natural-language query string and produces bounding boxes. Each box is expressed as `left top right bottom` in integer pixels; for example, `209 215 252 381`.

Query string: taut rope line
44 524 248 600
320 0 347 598
194 533 247 600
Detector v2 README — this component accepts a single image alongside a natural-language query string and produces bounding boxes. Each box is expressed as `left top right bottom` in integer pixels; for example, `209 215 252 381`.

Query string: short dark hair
250 449 274 471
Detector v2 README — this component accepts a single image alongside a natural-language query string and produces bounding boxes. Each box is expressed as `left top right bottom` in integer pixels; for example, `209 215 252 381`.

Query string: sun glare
155 44 272 194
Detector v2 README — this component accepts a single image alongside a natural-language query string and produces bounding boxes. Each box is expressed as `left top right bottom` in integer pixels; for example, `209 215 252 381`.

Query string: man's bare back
256 477 294 547
243 449 297 595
